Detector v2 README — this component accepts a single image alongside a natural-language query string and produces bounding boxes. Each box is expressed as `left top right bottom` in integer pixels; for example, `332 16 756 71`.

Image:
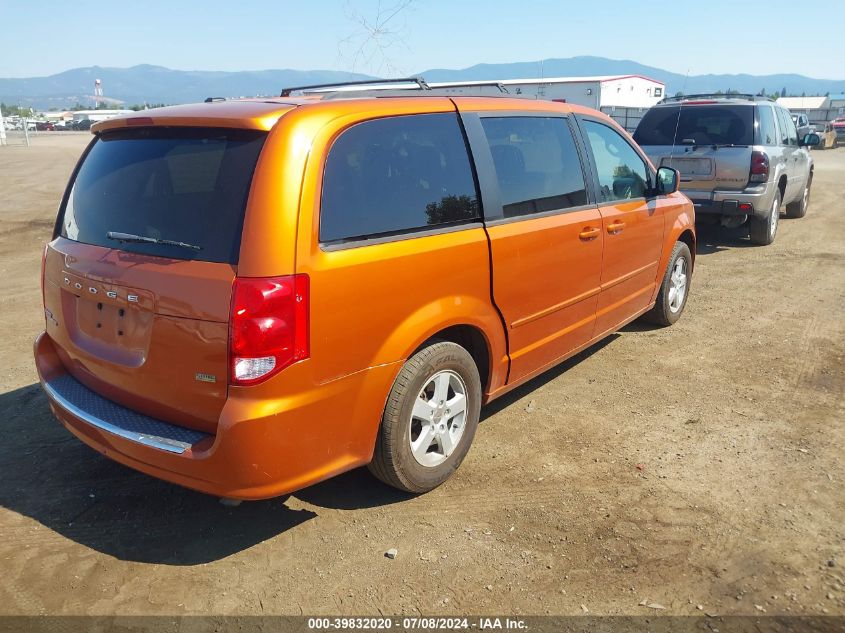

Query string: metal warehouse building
428 75 663 107
428 75 666 131
776 95 845 123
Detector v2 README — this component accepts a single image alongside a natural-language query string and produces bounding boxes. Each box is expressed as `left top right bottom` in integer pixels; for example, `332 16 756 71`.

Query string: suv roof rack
658 93 774 104
280 76 430 97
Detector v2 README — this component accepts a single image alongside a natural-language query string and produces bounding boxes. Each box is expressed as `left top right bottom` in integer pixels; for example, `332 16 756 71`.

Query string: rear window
60 128 267 264
633 105 754 146
320 113 480 244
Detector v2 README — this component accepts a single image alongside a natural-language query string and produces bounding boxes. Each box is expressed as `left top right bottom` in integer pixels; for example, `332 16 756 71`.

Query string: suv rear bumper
34 331 399 499
684 183 777 219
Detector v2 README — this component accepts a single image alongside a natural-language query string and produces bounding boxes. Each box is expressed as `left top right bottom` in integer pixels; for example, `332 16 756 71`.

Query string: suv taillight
229 275 309 386
750 151 769 183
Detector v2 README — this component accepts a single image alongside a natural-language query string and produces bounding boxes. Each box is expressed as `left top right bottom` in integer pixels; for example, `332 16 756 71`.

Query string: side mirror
801 133 820 147
655 166 680 195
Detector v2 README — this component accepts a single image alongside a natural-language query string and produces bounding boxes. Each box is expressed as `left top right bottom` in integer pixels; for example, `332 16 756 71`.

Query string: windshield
60 128 267 264
633 104 755 146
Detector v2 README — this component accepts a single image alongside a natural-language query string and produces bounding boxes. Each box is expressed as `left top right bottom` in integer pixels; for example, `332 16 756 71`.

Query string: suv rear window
320 113 480 243
60 128 267 264
634 105 754 146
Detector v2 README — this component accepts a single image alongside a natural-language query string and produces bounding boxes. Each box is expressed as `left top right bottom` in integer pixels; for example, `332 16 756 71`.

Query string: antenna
669 70 691 166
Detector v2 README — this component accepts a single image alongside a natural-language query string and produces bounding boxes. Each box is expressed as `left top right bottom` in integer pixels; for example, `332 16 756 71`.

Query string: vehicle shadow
0 383 315 566
479 334 619 421
694 222 756 255
1 333 624 564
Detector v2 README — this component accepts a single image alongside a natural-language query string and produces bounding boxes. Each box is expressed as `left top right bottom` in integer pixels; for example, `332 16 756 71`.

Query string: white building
776 96 841 124
427 75 666 109
72 109 134 123
827 94 845 117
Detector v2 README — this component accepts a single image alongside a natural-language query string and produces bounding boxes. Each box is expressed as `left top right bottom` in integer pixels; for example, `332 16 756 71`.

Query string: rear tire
785 178 811 219
749 191 781 245
643 241 692 327
368 341 481 493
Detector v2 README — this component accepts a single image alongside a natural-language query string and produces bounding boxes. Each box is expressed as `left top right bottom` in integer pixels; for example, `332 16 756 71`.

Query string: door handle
606 221 626 235
579 227 600 241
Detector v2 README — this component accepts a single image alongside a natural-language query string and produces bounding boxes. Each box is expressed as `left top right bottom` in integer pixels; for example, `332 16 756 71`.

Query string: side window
776 108 798 146
654 87 663 98
479 116 588 217
320 113 480 243
756 106 777 146
582 120 649 202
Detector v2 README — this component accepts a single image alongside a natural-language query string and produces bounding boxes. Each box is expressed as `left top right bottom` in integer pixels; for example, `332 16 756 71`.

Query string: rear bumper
685 183 776 219
34 331 399 499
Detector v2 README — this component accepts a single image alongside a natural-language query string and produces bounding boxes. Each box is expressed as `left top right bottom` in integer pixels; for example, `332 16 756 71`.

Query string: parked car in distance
36 91 695 499
634 94 819 246
833 115 845 145
34 121 54 131
75 119 93 131
811 122 838 149
791 112 811 140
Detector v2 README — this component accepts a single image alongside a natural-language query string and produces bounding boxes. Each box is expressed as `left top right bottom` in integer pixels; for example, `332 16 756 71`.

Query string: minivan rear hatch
43 127 267 433
633 104 755 192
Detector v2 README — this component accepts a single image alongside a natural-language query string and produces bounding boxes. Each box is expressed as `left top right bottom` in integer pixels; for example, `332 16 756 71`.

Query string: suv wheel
749 191 781 246
643 241 692 326
368 341 481 493
785 177 811 219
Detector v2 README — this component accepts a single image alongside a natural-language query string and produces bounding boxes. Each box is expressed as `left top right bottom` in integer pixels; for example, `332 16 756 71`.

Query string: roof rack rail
204 97 226 103
658 93 773 104
318 80 513 101
429 81 510 94
280 76 430 97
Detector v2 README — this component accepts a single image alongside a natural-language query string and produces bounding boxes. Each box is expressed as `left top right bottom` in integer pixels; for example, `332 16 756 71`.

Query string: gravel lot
0 133 842 618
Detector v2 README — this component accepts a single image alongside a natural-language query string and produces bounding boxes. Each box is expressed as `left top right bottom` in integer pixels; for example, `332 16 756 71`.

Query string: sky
0 0 841 79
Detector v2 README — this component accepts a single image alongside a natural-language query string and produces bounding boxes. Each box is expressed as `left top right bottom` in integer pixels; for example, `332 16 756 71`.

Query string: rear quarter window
319 113 480 244
756 106 778 145
60 128 266 264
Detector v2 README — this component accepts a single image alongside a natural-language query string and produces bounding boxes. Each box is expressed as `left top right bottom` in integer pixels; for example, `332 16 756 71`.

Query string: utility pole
0 104 6 146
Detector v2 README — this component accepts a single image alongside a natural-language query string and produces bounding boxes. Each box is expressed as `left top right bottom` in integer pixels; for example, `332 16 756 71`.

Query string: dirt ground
0 132 842 618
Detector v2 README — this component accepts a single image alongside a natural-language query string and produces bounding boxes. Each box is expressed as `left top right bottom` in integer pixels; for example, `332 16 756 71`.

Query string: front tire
785 177 811 219
368 341 482 493
643 241 692 326
749 191 781 245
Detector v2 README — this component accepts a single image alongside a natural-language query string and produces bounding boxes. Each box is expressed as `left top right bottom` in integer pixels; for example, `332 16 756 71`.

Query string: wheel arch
677 228 696 269
777 173 787 201
412 324 493 395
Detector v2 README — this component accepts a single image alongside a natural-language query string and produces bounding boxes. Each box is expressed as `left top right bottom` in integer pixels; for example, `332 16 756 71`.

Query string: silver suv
633 94 819 245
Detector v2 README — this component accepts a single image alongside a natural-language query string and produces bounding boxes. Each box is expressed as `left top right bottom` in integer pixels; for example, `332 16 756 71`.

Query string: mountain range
2 56 843 110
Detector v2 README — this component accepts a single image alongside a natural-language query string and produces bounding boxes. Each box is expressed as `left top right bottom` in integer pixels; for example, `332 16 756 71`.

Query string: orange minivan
35 87 695 499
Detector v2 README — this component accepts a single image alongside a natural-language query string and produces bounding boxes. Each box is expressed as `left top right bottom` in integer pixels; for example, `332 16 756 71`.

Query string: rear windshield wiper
106 231 202 251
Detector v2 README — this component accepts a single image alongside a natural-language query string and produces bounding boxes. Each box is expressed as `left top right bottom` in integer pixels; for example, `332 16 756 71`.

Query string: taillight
750 151 769 183
229 275 309 386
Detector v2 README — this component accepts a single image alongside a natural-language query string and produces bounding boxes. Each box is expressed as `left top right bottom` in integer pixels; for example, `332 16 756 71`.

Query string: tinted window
756 106 778 145
320 113 479 243
61 128 266 264
584 120 649 203
776 108 798 145
634 105 754 146
479 117 587 217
